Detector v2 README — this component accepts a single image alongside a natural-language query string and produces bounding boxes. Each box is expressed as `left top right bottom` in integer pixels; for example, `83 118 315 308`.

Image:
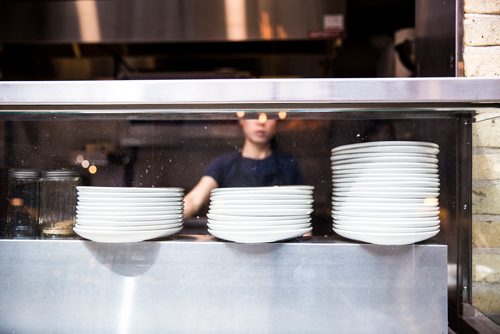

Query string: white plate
333 228 439 245
332 214 439 223
212 185 314 193
333 180 440 188
333 185 440 192
73 226 182 243
208 227 312 243
208 208 313 216
76 213 182 221
332 146 440 155
332 203 439 212
332 141 438 152
207 218 311 226
333 223 439 233
78 192 183 199
77 204 183 211
332 209 439 218
332 168 438 175
77 186 184 193
332 219 440 228
333 191 439 198
332 197 439 204
331 156 438 165
209 204 313 211
78 197 184 204
207 223 311 231
207 213 310 222
76 210 183 217
75 223 182 231
76 217 182 226
332 174 440 181
332 161 438 171
209 199 313 205
210 194 313 201
331 152 438 162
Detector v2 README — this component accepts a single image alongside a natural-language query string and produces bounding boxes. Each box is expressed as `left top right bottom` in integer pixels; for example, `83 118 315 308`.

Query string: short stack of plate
74 186 184 243
331 141 441 245
207 186 314 243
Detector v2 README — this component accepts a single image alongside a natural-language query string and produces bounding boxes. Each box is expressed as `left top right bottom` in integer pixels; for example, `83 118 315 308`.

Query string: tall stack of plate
74 186 184 243
331 141 440 245
207 186 314 243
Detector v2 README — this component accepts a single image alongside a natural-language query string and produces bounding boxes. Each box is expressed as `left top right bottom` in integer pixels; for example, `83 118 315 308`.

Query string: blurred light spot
75 154 84 163
258 112 268 123
236 111 245 118
88 165 97 174
10 198 23 206
278 111 287 120
81 160 90 168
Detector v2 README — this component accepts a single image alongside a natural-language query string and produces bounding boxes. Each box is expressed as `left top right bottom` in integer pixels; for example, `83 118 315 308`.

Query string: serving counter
0 77 499 333
0 237 447 333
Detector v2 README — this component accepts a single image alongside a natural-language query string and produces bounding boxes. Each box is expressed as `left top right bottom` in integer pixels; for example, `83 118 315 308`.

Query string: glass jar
6 169 41 239
39 170 80 238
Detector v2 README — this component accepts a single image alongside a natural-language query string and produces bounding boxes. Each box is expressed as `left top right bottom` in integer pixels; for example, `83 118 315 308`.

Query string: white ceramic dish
76 209 183 217
77 197 183 204
332 168 439 175
332 173 440 181
77 186 184 193
208 227 312 243
78 192 183 199
76 213 182 221
332 161 438 171
209 204 313 211
332 196 439 204
332 214 439 222
212 185 314 192
332 219 440 228
74 223 183 231
332 146 439 155
333 191 439 198
331 156 438 165
332 185 440 193
209 199 313 205
332 141 438 152
207 223 311 231
330 152 438 162
332 223 439 233
77 204 183 212
208 208 313 216
333 180 440 188
333 228 439 245
332 204 439 212
76 217 182 226
207 213 310 221
73 226 182 243
210 194 314 201
332 209 439 218
207 217 311 226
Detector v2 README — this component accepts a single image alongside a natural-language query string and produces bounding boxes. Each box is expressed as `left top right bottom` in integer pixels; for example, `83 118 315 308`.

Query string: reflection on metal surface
76 1 101 42
0 239 447 333
0 0 345 43
224 0 247 40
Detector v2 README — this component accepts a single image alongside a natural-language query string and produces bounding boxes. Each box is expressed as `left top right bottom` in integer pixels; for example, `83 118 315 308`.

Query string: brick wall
465 0 500 319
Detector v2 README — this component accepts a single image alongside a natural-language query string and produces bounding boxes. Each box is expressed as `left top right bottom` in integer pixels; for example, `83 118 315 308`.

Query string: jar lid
8 169 40 178
42 169 79 178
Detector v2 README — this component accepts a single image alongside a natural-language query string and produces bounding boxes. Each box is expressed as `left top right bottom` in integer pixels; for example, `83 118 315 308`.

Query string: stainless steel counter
0 236 447 333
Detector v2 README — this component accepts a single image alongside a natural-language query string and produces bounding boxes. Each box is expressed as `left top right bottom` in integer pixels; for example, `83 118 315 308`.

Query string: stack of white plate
331 141 441 245
74 186 184 243
207 186 314 243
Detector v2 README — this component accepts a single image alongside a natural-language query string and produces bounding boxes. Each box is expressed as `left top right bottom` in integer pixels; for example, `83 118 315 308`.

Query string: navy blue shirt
203 151 304 188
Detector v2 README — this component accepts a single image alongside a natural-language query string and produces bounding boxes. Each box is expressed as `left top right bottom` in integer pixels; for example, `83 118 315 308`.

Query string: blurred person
183 118 304 219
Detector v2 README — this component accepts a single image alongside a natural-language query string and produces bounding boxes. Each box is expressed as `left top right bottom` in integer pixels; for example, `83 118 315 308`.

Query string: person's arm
183 176 218 220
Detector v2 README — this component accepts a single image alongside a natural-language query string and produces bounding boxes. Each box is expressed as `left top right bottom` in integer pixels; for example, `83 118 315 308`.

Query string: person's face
239 119 277 145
